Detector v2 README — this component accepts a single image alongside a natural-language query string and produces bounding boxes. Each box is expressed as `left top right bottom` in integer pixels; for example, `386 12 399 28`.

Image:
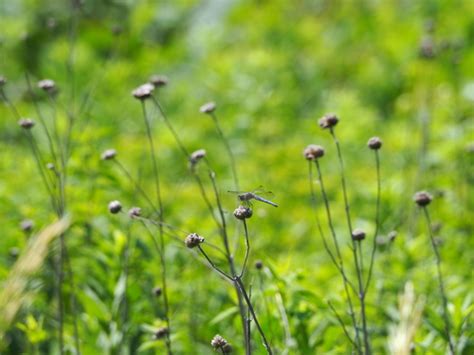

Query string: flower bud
20 219 34 232
18 118 35 129
367 137 382 150
351 228 366 241
101 149 117 160
189 149 206 168
153 286 162 297
413 191 432 207
9 247 20 259
153 327 169 340
185 233 204 248
128 207 141 218
233 205 252 220
132 83 154 100
38 79 56 93
211 334 232 353
200 102 216 114
303 144 324 160
318 113 339 129
108 200 122 214
388 231 397 242
149 74 168 87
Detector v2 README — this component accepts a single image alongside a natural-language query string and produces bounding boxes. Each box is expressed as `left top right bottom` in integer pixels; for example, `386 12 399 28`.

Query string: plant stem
314 160 361 353
239 220 250 278
208 171 251 355
141 101 172 355
422 207 455 354
330 129 370 354
235 277 273 354
364 151 381 293
151 96 189 157
210 112 239 190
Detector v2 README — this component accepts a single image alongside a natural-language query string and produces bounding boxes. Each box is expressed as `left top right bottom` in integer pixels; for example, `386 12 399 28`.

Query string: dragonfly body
236 192 278 207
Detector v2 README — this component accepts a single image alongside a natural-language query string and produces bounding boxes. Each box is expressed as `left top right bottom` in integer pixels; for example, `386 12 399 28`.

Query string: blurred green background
0 0 473 354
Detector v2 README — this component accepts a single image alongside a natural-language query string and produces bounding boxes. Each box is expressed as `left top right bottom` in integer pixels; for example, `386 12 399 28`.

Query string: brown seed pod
185 233 205 248
303 144 325 160
413 191 432 207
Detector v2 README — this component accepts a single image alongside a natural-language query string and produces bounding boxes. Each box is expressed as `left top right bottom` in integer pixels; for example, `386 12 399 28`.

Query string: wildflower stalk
112 159 160 216
313 159 361 353
209 111 239 190
364 150 381 293
150 95 252 353
140 101 172 355
207 171 252 354
25 73 59 166
422 207 455 354
239 219 250 278
235 276 273 354
329 128 371 354
327 301 358 348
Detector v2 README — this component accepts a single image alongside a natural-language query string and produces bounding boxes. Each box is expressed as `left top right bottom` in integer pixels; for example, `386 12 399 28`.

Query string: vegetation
0 0 472 354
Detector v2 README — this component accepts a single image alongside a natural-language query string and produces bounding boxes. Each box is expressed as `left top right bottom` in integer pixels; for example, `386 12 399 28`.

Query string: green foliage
0 0 473 354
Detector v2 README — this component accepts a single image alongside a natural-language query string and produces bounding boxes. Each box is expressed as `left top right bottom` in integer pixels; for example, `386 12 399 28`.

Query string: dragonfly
228 187 278 207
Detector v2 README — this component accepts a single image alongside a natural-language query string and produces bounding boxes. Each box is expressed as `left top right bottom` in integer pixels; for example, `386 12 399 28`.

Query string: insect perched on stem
228 187 278 207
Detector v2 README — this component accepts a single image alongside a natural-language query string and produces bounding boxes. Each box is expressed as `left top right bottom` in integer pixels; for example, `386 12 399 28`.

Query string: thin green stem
422 207 455 354
140 100 172 355
207 170 251 355
328 300 358 348
151 96 189 158
210 112 239 190
330 129 370 354
235 277 273 355
197 246 233 281
113 159 160 217
314 160 361 353
364 151 381 293
239 220 250 279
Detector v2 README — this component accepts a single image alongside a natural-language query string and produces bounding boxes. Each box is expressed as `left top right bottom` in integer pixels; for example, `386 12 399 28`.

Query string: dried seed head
200 102 216 114
108 200 122 214
211 334 232 353
376 236 387 246
367 137 382 150
38 79 56 92
413 191 432 207
101 149 117 160
388 230 397 242
419 36 435 59
149 74 168 87
153 327 169 340
18 118 35 129
189 149 206 168
233 205 253 220
255 260 263 270
20 219 34 232
351 228 366 241
128 207 141 218
153 286 162 297
0 76 6 87
303 144 325 160
111 24 123 36
318 113 339 129
46 17 57 30
9 247 20 258
185 233 204 248
132 83 154 100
